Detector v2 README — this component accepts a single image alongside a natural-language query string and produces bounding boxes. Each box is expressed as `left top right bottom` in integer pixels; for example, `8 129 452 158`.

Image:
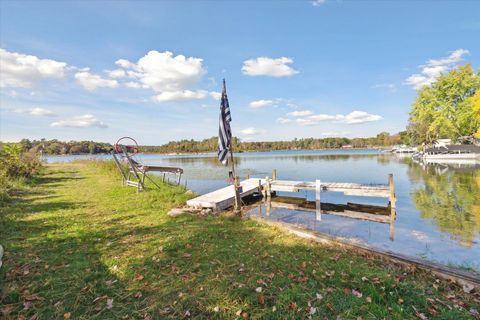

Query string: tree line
1 132 406 155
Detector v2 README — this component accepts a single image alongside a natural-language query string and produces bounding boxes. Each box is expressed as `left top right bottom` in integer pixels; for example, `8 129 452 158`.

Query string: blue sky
1 0 479 144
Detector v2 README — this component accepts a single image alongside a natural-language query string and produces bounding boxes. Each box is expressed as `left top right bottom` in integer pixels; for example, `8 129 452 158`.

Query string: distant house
424 140 480 160
342 145 353 149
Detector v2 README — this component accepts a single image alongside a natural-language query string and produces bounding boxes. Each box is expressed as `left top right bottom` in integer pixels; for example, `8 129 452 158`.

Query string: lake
45 149 480 272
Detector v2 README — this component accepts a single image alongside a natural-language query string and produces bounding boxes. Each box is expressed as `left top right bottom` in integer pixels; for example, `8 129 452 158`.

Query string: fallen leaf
470 308 479 317
413 306 428 320
236 310 242 316
463 284 475 294
258 294 265 305
182 252 192 258
272 306 276 312
63 312 71 319
366 297 372 303
398 298 404 304
307 306 316 315
134 273 144 281
23 302 32 310
352 289 363 298
213 306 219 312
361 276 368 282
255 287 262 293
185 244 192 249
288 302 297 310
316 293 323 301
135 292 143 299
184 310 190 317
106 298 113 310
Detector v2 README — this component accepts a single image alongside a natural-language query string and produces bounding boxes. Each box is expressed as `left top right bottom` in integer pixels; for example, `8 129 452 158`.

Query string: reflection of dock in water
266 196 391 224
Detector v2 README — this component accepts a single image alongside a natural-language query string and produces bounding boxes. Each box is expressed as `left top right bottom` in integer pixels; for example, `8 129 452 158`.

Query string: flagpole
224 79 236 178
223 79 241 215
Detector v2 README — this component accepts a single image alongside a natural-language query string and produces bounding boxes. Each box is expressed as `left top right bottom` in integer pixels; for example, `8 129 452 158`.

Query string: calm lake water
46 149 480 272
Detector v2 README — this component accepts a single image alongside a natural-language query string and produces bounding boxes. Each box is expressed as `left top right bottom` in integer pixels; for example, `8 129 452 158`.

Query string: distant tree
408 64 480 144
19 139 32 151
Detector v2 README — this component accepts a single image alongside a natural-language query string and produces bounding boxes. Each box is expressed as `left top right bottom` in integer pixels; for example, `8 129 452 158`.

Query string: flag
218 79 232 165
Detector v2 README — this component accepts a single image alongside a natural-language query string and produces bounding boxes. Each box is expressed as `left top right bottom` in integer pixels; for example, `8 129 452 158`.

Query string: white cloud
241 127 260 135
14 107 56 117
276 117 292 124
51 114 108 128
209 91 222 100
107 69 126 78
115 50 206 92
311 0 326 6
153 90 209 102
404 49 469 89
242 57 298 77
287 110 313 117
321 131 351 137
249 99 274 109
0 48 67 88
337 111 383 124
292 110 383 126
75 71 118 91
125 81 143 89
152 90 221 103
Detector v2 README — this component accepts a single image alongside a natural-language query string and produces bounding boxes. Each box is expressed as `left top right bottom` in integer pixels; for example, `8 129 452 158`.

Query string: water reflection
408 162 480 247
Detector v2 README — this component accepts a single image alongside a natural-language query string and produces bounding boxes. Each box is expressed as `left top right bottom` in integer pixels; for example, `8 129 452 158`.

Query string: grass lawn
1 161 479 319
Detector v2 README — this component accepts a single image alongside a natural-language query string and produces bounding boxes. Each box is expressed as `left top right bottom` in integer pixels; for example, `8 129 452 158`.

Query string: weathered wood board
186 178 265 210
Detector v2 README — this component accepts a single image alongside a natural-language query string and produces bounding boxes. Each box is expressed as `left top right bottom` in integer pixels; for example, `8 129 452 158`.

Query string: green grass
1 161 478 319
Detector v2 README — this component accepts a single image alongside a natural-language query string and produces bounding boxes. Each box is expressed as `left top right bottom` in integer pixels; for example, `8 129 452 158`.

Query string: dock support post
266 176 271 198
389 174 396 241
315 179 321 221
234 176 242 216
272 169 277 181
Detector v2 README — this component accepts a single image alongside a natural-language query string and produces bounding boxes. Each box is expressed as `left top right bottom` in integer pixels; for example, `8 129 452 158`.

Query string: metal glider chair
111 137 183 192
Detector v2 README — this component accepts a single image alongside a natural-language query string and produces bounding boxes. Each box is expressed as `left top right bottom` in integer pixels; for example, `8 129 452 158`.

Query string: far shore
42 147 388 157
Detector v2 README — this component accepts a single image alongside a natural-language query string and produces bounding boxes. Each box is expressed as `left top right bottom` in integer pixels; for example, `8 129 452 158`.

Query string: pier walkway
187 177 392 211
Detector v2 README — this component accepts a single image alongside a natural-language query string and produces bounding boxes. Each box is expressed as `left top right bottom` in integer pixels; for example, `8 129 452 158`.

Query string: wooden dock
187 177 393 210
186 178 264 210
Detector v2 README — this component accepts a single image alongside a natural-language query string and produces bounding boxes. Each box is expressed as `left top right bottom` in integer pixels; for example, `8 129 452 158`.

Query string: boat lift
111 137 183 192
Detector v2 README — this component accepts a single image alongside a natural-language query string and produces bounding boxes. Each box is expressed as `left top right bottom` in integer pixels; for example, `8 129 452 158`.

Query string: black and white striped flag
218 79 232 166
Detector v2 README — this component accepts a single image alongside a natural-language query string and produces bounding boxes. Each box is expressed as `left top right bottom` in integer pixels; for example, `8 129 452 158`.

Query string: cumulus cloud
14 107 56 117
311 0 326 6
287 110 313 117
153 90 209 102
242 57 298 77
114 50 206 93
51 114 108 128
241 127 260 135
153 90 221 102
249 99 274 109
0 48 67 88
107 69 126 78
288 110 383 126
404 49 469 90
276 117 292 124
75 71 119 91
209 91 222 100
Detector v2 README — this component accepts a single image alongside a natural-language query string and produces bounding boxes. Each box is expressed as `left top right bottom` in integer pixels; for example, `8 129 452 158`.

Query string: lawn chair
111 137 183 192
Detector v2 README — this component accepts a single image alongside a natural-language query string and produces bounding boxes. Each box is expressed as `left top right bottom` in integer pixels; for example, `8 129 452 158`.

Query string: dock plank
187 178 265 210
